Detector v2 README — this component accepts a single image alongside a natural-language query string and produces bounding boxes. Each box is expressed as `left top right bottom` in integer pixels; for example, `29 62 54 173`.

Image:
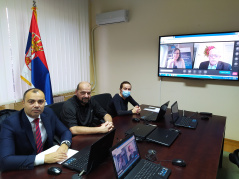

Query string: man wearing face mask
60 82 114 135
108 81 141 118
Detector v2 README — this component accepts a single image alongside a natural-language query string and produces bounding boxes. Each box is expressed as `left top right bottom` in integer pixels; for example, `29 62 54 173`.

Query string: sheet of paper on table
143 106 160 113
40 145 78 164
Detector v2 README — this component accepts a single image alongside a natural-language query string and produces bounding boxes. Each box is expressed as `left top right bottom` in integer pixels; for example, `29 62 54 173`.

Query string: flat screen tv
158 31 239 80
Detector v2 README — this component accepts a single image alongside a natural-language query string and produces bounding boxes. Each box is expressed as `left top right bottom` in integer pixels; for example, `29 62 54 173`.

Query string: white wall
90 0 239 141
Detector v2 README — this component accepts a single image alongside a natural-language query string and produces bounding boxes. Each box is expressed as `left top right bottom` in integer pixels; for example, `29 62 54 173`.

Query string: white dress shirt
26 114 47 166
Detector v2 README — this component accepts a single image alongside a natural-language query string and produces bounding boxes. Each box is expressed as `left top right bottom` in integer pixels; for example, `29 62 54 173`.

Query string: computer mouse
172 159 186 167
47 167 62 175
132 118 140 122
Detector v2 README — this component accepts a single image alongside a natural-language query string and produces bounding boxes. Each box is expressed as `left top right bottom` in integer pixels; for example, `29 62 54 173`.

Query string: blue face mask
122 90 131 98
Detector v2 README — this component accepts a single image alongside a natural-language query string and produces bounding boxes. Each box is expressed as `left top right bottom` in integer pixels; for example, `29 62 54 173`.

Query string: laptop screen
171 101 179 122
161 101 170 110
111 135 140 179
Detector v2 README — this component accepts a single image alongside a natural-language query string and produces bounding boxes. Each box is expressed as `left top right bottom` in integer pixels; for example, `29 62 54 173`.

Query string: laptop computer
140 101 170 122
125 123 157 140
146 127 179 146
110 134 171 179
171 101 198 129
62 128 116 174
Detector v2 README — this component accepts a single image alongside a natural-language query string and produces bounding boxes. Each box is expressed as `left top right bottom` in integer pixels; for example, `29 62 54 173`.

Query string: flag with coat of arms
21 6 53 105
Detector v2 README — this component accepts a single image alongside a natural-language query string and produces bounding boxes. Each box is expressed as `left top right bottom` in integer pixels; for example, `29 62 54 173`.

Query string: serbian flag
21 7 53 105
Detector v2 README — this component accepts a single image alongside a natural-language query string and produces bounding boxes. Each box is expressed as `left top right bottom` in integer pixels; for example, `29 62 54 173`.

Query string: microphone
72 170 84 179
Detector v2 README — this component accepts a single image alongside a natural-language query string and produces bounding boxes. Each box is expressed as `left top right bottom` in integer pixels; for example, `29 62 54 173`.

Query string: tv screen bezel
158 31 239 81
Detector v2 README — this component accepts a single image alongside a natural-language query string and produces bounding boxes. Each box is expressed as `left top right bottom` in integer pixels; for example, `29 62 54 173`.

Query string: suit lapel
41 111 53 147
21 110 36 150
205 61 210 69
217 61 223 70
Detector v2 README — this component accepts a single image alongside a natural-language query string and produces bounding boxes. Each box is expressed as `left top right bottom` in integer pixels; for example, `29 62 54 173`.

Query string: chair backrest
45 101 65 119
45 102 65 145
0 109 18 132
91 93 112 112
229 149 239 167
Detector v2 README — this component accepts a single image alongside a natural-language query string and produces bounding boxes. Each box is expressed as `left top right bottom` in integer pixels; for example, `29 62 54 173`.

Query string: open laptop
146 127 179 147
110 134 171 179
62 129 116 174
171 101 198 129
140 101 170 122
125 123 157 140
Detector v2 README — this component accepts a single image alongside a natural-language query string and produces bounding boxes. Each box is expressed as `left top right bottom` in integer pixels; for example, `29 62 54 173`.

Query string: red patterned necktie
34 118 43 154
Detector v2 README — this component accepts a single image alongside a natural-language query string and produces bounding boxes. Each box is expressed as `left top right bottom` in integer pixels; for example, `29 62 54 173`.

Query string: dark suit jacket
0 108 72 171
199 61 232 70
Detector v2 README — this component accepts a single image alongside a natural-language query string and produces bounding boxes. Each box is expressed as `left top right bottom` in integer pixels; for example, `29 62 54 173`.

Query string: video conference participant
0 88 72 171
128 144 137 161
107 81 141 118
167 48 186 69
117 153 127 171
199 46 232 70
60 81 114 135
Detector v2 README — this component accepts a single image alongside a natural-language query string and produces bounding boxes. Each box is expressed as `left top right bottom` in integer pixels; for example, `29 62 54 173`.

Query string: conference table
0 104 226 179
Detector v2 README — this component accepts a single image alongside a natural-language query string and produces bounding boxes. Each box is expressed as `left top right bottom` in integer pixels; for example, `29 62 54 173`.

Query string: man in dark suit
199 60 231 70
199 48 232 70
0 88 72 171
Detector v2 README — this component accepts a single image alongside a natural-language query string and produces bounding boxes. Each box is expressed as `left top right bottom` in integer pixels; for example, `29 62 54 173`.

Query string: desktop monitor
158 31 239 80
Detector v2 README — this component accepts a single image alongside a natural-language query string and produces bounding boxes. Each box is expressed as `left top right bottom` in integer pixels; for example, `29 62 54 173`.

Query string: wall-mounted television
158 32 239 80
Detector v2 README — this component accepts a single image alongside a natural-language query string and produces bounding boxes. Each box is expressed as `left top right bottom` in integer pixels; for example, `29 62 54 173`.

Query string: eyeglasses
209 54 219 58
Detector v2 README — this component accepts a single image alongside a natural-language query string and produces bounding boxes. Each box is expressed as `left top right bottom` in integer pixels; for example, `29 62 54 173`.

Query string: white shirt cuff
34 153 45 166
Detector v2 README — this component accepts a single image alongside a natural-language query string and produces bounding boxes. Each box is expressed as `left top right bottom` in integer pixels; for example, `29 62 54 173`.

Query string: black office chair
45 101 65 119
91 93 112 112
0 109 18 132
45 101 65 145
229 149 239 167
91 93 113 125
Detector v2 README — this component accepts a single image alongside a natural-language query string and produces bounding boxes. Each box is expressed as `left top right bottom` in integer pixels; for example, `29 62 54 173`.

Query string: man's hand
44 145 68 163
99 121 114 133
57 143 69 153
132 106 141 114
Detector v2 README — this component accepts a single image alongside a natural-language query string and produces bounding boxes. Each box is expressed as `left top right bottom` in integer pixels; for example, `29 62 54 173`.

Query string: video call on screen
158 32 239 80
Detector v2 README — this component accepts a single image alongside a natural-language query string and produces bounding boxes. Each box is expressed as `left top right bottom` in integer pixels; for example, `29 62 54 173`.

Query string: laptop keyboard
63 151 90 169
133 160 159 179
177 116 191 126
144 112 158 121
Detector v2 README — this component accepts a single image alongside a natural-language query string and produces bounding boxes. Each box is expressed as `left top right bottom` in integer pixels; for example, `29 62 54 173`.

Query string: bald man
60 82 114 135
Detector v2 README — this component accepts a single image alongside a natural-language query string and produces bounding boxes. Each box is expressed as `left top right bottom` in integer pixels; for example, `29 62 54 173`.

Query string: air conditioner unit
96 10 129 25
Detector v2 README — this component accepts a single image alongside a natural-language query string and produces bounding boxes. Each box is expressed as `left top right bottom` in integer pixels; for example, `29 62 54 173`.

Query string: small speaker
146 149 157 162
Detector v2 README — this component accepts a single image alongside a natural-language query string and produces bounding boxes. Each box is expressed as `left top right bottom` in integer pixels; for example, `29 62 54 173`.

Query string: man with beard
60 82 114 134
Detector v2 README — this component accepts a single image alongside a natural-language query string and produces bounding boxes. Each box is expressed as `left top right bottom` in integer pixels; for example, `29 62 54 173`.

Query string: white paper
40 145 79 164
143 107 160 113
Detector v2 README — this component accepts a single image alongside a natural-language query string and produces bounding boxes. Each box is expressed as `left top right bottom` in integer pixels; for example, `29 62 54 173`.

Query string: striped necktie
34 118 43 154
